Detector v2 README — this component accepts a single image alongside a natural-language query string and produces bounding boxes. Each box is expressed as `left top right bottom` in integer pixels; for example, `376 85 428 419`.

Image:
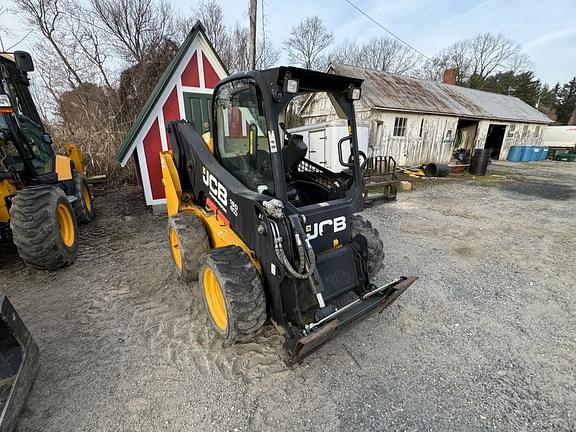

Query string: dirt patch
2 160 576 431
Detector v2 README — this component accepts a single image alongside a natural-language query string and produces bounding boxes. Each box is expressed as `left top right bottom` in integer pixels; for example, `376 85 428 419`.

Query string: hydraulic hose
269 220 316 280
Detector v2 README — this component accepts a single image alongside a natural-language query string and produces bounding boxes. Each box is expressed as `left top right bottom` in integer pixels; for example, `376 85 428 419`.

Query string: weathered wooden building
299 64 552 165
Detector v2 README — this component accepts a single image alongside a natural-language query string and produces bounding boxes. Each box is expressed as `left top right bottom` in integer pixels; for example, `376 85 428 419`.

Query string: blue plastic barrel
521 147 533 161
531 147 542 161
541 147 549 160
507 146 523 162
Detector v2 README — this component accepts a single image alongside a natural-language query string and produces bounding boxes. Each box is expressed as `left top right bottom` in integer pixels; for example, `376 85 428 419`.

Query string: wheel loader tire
351 214 384 277
168 212 209 281
72 173 95 224
199 246 267 345
10 186 78 270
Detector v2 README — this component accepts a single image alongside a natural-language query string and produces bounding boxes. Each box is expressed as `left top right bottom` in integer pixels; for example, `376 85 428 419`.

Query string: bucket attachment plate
0 296 39 432
285 276 418 364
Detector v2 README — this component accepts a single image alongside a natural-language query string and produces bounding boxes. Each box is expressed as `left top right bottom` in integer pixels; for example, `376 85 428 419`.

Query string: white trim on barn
116 22 228 207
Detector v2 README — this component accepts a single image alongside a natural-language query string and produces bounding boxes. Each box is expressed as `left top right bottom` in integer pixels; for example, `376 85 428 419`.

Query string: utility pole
249 0 257 70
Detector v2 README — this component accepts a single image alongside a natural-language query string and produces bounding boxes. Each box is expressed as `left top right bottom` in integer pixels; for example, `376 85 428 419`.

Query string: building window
534 125 541 138
419 118 425 137
393 117 407 137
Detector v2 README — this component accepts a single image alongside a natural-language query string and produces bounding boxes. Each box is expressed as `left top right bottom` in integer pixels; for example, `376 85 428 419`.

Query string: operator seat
282 134 307 174
282 134 307 202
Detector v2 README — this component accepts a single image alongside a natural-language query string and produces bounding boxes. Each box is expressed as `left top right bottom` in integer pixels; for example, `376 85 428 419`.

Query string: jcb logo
306 216 346 240
202 167 228 210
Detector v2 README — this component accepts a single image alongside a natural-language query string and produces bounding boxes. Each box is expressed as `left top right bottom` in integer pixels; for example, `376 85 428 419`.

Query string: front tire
167 212 209 281
351 215 384 277
199 246 267 345
10 186 78 270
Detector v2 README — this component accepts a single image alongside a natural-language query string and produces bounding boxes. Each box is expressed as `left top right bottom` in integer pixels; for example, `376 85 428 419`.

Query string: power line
343 0 431 61
6 29 34 51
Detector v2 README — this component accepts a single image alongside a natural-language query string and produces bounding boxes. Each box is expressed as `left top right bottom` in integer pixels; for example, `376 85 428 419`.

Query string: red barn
116 22 227 208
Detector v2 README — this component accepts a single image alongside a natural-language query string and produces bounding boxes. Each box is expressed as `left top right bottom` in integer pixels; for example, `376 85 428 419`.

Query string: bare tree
419 33 531 86
0 6 9 50
284 16 333 70
191 1 229 55
469 33 523 80
12 0 84 87
329 39 361 65
331 37 420 75
67 1 114 89
90 0 176 63
419 41 470 83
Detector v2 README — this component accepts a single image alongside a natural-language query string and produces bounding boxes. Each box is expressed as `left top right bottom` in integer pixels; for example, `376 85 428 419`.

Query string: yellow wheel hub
169 227 183 270
82 184 92 212
57 203 75 247
202 268 227 331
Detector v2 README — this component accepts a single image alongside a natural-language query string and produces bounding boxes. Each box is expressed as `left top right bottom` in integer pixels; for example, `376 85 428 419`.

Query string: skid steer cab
161 66 417 362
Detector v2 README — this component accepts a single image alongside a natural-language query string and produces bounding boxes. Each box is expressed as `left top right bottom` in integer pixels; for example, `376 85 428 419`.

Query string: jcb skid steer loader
161 66 417 361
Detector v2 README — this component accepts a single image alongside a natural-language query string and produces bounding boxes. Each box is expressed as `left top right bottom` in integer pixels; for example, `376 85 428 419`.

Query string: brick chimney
442 68 458 85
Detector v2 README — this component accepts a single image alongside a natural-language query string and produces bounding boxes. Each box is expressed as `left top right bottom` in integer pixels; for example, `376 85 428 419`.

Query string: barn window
393 117 407 137
419 118 425 137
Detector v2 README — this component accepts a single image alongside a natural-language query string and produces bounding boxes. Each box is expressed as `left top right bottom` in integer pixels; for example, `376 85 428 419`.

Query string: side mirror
13 51 34 73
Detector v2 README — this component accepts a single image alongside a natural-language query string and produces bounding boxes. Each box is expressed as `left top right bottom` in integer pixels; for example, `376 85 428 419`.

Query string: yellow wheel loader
0 52 95 270
0 51 95 430
161 67 417 362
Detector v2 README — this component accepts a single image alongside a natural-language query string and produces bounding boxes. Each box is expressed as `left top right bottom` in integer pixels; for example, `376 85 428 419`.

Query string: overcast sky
1 0 575 86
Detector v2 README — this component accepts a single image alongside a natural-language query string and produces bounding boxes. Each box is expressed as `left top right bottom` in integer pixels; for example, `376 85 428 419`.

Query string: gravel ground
1 160 575 432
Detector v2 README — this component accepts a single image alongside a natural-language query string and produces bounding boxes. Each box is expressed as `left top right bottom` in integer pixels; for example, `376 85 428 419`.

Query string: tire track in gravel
79 188 289 383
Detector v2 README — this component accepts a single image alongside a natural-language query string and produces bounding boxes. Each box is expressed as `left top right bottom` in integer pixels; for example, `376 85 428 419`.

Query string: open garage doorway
455 119 479 153
485 124 507 159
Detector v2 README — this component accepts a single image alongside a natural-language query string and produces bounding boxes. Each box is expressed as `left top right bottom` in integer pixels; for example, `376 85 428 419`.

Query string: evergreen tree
557 78 576 124
479 70 540 105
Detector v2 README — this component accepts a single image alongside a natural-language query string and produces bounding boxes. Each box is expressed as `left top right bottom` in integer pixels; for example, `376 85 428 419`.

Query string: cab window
214 79 274 195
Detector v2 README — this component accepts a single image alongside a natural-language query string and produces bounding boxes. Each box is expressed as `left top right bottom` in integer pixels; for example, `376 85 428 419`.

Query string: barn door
184 93 212 133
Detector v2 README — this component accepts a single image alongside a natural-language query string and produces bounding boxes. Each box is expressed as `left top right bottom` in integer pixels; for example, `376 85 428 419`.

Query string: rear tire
199 246 267 345
167 212 209 281
72 173 95 224
351 214 384 277
10 186 78 270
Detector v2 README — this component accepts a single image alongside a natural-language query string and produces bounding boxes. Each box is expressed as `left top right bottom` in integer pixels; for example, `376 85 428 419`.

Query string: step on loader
161 66 417 362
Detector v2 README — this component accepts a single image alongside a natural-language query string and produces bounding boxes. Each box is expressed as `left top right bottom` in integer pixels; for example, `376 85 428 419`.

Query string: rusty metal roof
331 63 552 124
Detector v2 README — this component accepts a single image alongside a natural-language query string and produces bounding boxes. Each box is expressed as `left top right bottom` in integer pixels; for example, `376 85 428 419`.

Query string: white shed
300 64 552 165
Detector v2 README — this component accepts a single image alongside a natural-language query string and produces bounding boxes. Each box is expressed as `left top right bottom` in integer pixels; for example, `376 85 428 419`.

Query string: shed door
308 130 326 167
184 93 212 133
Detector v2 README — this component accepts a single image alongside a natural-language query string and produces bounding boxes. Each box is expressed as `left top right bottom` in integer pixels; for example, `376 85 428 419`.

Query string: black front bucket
0 296 39 432
285 276 418 363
